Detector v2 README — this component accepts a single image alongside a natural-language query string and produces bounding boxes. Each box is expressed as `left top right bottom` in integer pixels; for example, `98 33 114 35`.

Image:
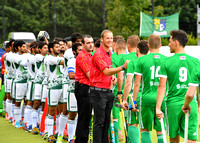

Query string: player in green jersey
122 40 149 143
133 34 166 143
156 30 199 143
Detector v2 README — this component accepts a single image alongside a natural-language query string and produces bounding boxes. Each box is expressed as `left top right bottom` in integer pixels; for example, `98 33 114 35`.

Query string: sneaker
2 110 6 118
15 121 22 129
56 135 63 143
9 117 13 123
26 125 32 132
12 120 16 126
54 133 58 139
32 127 39 134
48 135 57 143
40 131 44 136
63 135 68 141
43 132 48 140
22 122 27 130
69 139 75 143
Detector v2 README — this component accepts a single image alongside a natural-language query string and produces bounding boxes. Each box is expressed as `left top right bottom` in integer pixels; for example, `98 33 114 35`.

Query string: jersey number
179 67 187 82
150 66 160 79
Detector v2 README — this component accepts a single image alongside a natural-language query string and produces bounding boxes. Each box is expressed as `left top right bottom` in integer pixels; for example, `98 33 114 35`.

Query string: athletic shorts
166 103 198 140
67 91 77 112
4 78 12 93
26 80 34 101
139 105 162 131
33 83 42 100
48 88 62 106
62 83 69 103
15 82 27 101
41 84 48 103
11 80 15 99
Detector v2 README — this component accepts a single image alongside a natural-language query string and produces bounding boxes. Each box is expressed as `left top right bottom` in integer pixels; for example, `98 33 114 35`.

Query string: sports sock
45 116 48 133
31 109 38 128
24 105 32 126
55 115 60 134
11 103 15 120
14 106 21 122
128 126 139 143
58 114 68 136
113 121 119 143
47 115 54 137
39 111 43 125
6 99 11 118
67 119 76 141
141 131 151 143
21 102 25 119
37 106 42 122
157 134 164 143
3 101 6 111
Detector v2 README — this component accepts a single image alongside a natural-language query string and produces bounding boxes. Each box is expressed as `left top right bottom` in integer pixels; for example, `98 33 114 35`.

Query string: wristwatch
121 65 125 70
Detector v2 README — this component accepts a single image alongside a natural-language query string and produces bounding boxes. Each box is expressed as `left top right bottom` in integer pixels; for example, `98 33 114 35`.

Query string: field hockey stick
160 118 167 143
119 99 128 138
89 111 94 143
110 110 115 143
184 110 189 143
128 94 138 121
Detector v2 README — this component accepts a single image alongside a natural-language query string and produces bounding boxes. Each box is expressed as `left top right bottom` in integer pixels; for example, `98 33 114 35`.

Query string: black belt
90 86 112 92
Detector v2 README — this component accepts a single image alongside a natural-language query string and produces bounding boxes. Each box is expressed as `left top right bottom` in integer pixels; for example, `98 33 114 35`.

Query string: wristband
121 65 125 70
129 104 133 110
117 91 122 94
133 101 137 104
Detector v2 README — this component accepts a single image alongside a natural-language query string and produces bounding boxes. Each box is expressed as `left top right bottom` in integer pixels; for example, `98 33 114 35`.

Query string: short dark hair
71 33 82 43
170 30 188 47
38 42 48 49
54 37 63 42
72 43 82 53
93 37 99 44
113 35 124 43
8 39 15 47
82 35 92 44
48 41 59 52
30 41 39 48
137 40 149 54
94 39 100 48
13 40 25 51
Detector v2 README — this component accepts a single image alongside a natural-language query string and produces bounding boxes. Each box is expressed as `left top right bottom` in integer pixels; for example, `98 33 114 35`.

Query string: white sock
39 111 43 126
58 114 68 136
3 101 6 111
31 109 38 128
14 106 21 122
74 117 78 129
6 99 11 118
21 102 25 118
67 119 76 141
37 106 42 122
11 103 15 119
45 116 48 133
47 115 54 137
24 105 32 126
56 115 60 134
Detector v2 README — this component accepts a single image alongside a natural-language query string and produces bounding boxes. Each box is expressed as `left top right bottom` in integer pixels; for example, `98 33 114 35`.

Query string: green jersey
135 53 166 107
159 53 199 106
189 62 200 86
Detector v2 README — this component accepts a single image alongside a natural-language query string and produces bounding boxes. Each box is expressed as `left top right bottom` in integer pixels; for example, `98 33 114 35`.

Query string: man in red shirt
75 35 93 143
89 30 129 143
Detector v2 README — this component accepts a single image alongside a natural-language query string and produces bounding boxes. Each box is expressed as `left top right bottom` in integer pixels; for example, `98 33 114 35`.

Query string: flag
140 12 179 37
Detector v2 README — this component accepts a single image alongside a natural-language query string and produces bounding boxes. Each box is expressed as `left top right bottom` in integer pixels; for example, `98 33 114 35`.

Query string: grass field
1 116 200 143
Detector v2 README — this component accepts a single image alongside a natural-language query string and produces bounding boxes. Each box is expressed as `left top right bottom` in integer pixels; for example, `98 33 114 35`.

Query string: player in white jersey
56 43 82 143
23 41 39 131
45 41 64 143
11 40 28 129
31 42 49 134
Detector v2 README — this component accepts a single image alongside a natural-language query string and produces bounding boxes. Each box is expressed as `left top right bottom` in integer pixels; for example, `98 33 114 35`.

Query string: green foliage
187 33 197 45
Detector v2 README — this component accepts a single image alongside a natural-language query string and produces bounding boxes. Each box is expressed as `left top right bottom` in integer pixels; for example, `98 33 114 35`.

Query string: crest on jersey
154 55 160 58
179 56 186 60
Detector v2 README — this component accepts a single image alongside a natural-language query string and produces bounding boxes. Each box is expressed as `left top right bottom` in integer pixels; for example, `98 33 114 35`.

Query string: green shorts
139 105 162 131
166 103 198 140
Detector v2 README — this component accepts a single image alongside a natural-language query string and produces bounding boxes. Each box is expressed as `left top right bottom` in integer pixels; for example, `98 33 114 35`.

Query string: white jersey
4 52 12 79
45 54 63 89
67 57 76 91
27 53 36 80
13 53 28 83
34 54 45 84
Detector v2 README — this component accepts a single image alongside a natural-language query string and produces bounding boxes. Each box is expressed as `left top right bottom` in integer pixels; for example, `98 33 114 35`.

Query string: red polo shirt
1 53 5 74
89 45 112 89
75 49 91 85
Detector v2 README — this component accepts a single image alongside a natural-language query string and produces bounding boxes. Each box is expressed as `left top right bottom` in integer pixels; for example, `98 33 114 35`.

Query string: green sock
113 121 119 143
157 134 164 143
141 131 152 143
128 126 139 143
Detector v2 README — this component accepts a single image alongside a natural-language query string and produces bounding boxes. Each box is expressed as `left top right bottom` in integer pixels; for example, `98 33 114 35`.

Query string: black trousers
75 83 91 143
89 89 115 143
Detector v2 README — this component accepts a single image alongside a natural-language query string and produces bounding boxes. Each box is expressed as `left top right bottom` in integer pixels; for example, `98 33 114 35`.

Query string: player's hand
182 104 191 115
123 60 130 69
156 108 164 119
122 100 128 110
117 94 123 101
111 75 117 85
132 104 138 112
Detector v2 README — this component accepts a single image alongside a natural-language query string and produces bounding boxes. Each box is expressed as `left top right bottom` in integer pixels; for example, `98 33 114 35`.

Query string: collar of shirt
82 48 91 57
99 45 111 57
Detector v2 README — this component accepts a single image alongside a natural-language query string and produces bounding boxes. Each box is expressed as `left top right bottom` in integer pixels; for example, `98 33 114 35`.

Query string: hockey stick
89 108 94 143
184 110 189 143
110 110 115 143
119 99 128 138
128 94 137 121
160 118 167 143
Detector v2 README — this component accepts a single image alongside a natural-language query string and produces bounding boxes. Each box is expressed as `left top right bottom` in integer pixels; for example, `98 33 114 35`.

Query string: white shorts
11 81 15 99
33 83 42 100
48 88 62 106
5 79 12 93
15 83 27 101
41 84 48 103
67 91 77 112
26 80 34 101
62 83 69 103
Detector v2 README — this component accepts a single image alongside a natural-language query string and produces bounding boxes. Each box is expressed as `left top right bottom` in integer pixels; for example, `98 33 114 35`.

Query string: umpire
75 35 94 143
89 30 129 143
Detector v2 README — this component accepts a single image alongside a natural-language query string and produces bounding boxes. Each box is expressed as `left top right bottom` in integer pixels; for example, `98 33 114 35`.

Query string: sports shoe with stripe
43 132 48 140
2 110 6 118
15 121 22 129
26 125 32 132
32 127 39 134
56 135 63 143
48 135 57 143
